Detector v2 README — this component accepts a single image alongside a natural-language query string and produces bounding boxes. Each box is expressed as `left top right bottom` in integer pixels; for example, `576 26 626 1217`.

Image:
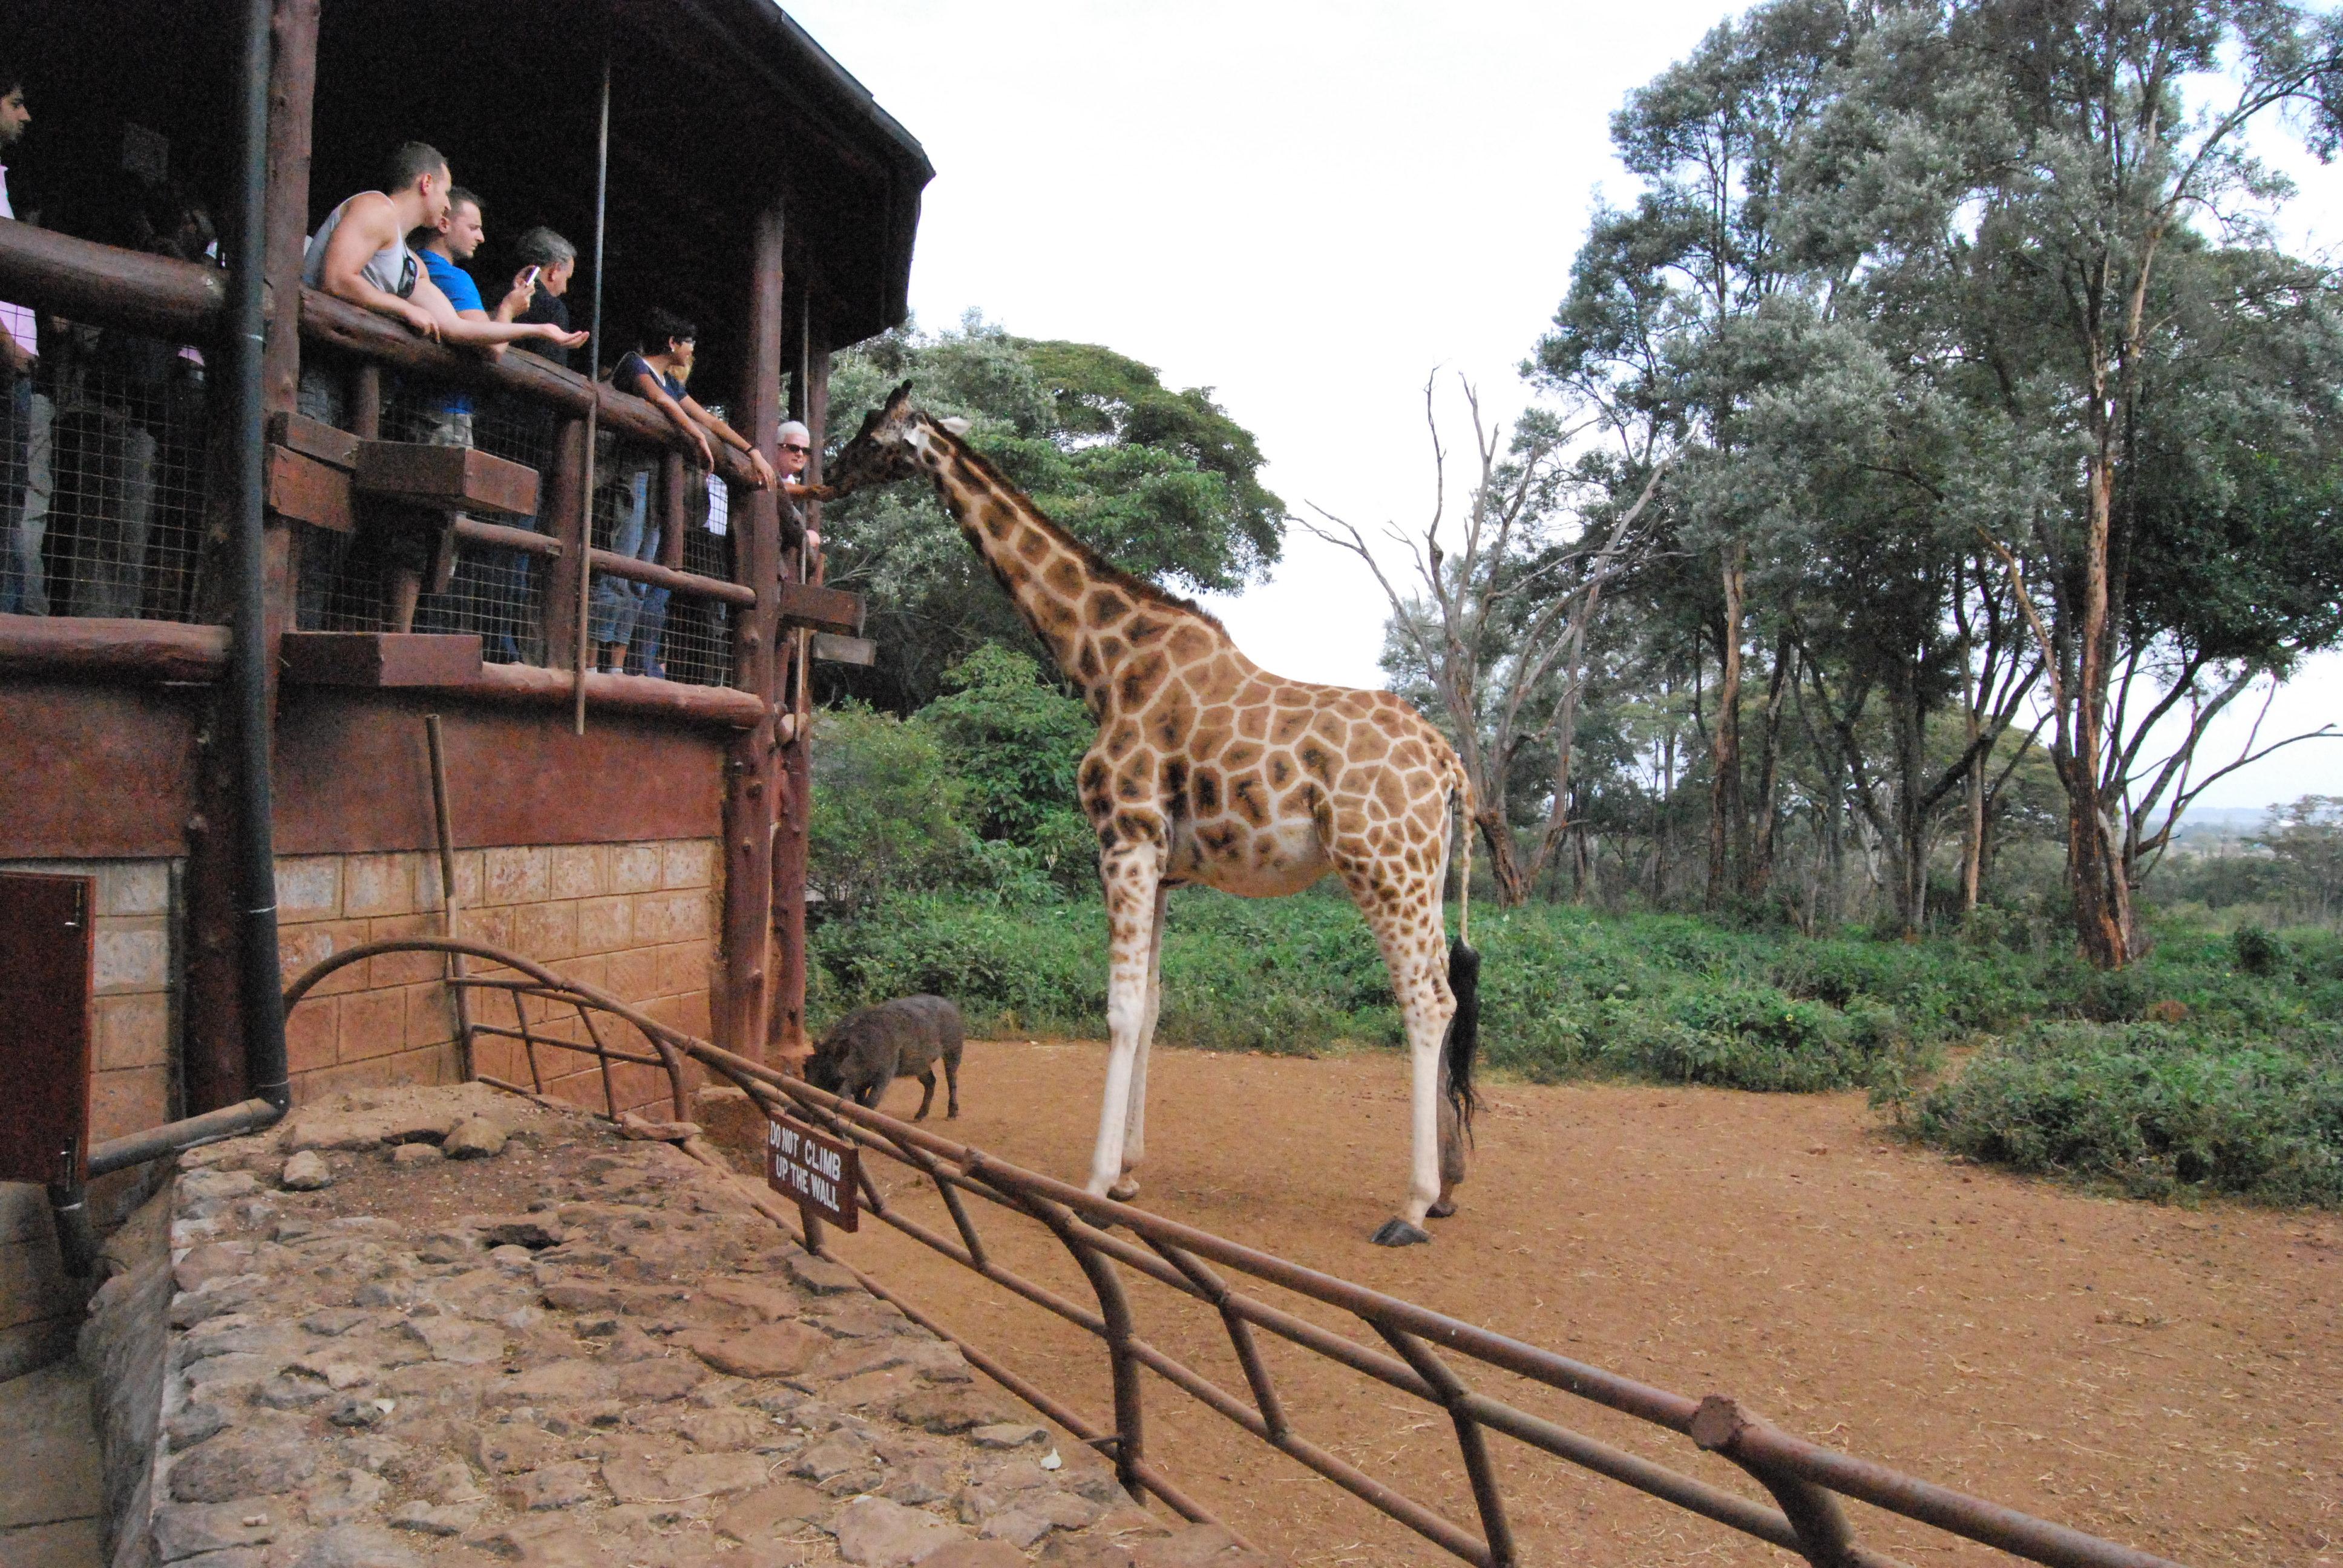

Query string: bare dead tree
1304 374 1663 906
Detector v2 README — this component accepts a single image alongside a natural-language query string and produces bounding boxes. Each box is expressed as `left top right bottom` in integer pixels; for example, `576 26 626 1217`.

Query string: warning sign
765 1114 859 1232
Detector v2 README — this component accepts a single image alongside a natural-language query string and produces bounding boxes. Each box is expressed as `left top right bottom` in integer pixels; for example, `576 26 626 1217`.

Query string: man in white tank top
298 143 590 430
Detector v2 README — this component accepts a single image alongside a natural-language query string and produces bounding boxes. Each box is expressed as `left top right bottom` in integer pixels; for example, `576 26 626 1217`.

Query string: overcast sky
785 0 2338 812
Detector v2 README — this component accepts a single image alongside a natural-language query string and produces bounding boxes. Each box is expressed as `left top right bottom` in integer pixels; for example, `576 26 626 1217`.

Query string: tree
1311 376 1660 906
1808 0 2343 964
2252 795 2343 924
821 317 1284 711
920 644 1096 890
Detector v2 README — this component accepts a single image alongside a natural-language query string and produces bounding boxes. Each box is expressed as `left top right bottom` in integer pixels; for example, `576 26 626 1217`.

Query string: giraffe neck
915 426 1230 711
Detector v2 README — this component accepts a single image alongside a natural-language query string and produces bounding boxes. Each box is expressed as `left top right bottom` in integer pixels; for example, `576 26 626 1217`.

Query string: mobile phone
520 265 542 288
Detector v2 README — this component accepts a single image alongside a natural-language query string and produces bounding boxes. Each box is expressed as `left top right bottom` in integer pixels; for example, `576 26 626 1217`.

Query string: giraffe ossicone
822 383 1483 1244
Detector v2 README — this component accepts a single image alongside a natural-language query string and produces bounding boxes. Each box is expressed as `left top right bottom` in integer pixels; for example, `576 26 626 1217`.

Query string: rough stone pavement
148 1084 1279 1568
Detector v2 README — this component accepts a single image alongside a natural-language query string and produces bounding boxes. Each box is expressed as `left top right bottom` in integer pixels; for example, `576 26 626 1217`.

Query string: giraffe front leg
1090 845 1161 1203
1113 881 1170 1201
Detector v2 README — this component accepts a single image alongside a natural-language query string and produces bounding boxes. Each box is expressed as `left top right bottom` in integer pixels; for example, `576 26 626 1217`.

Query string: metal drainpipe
76 0 287 1204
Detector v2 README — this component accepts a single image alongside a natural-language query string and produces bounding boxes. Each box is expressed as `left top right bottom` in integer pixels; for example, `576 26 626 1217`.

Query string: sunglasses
780 443 811 454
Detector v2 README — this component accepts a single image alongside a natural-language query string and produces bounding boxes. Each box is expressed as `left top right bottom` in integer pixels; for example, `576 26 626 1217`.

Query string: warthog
805 995 963 1119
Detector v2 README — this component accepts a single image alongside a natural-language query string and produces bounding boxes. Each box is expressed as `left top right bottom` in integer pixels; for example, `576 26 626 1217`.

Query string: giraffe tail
1444 767 1481 1140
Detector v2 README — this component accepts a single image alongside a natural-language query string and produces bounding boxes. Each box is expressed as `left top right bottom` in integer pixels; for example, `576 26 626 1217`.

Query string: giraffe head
821 381 971 498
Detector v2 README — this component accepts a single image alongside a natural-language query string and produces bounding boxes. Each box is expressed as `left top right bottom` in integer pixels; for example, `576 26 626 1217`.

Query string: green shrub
808 707 966 918
1914 1022 2343 1207
2233 923 2291 977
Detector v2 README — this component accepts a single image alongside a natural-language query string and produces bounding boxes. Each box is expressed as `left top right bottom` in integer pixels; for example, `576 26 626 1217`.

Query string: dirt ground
819 1039 2341 1568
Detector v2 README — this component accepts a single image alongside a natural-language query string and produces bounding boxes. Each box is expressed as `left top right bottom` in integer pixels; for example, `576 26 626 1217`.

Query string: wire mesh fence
3 324 212 622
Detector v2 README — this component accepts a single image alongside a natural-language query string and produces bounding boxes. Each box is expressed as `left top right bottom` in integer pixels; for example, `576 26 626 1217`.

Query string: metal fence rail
282 936 2191 1568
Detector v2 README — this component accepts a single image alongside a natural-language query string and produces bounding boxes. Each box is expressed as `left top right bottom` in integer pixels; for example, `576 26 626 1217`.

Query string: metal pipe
88 1096 281 1178
572 47 612 733
228 0 289 1122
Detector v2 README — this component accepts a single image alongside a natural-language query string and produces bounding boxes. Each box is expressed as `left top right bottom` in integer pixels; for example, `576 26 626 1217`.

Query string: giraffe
820 384 1482 1245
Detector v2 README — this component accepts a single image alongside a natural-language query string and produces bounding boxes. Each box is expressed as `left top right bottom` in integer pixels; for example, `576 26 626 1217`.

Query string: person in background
473 226 583 661
589 309 773 675
507 226 579 370
0 65 39 615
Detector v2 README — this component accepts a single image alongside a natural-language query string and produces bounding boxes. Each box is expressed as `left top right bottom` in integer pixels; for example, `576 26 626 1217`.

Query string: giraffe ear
937 416 972 437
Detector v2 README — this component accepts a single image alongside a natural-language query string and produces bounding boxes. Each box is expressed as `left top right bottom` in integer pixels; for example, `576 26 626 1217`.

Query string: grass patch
810 890 2343 1204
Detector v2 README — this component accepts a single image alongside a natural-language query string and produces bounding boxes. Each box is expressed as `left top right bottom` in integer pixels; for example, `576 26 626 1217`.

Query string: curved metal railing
283 936 2191 1568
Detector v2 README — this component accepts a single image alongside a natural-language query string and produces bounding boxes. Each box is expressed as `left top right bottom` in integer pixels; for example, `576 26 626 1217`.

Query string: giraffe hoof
1371 1218 1432 1247
1107 1176 1141 1202
1426 1198 1458 1220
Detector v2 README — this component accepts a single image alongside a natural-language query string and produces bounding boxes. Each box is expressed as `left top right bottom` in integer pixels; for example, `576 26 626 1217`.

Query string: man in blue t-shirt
410 189 585 633
415 188 583 444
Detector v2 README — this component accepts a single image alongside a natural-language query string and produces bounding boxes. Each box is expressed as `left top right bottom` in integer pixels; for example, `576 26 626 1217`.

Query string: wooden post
541 416 588 667
769 337 826 1068
185 0 318 1113
717 204 786 1060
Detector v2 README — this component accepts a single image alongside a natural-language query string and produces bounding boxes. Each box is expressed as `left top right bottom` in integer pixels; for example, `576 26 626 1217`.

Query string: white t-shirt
0 163 36 359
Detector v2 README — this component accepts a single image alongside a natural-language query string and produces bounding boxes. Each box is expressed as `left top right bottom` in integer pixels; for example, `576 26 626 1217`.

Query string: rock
390 1144 442 1168
444 1118 509 1159
304 1466 388 1525
384 1500 471 1537
617 1356 706 1402
500 1461 598 1511
301 1308 372 1337
698 1276 798 1323
169 1423 320 1502
490 1244 536 1272
982 1493 1101 1547
675 1322 824 1379
813 1296 907 1338
598 1452 672 1507
488 1524 617 1568
892 1387 1020 1436
665 1451 772 1498
174 1243 257 1293
679 1408 775 1452
924 1546 1031 1568
540 1282 623 1315
834 1495 972 1566
786 1252 861 1296
183 1169 263 1206
173 1274 269 1327
293 1524 424 1568
422 1460 487 1504
284 1108 453 1152
154 1500 280 1561
281 1151 335 1191
169 1551 272 1568
415 1230 480 1264
326 1395 393 1429
468 1424 566 1476
969 1423 1049 1450
598 1325 660 1364
166 1400 231 1452
715 1480 834 1541
882 1459 952 1508
255 1370 336 1409
827 1368 918 1411
494 1359 618 1406
477 1214 561 1247
399 1316 503 1365
801 1431 886 1481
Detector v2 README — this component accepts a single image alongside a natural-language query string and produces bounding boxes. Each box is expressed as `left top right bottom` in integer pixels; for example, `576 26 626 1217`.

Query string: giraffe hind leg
1336 858 1455 1246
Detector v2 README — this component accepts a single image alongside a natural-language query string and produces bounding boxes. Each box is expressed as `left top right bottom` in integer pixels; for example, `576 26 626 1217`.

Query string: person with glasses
777 418 818 552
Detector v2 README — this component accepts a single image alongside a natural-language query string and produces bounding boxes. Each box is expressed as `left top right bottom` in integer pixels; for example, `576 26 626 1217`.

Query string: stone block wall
274 837 720 1116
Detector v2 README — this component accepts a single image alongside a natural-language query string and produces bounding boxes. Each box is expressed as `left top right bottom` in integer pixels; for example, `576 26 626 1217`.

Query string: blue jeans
587 465 658 654
0 374 33 614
